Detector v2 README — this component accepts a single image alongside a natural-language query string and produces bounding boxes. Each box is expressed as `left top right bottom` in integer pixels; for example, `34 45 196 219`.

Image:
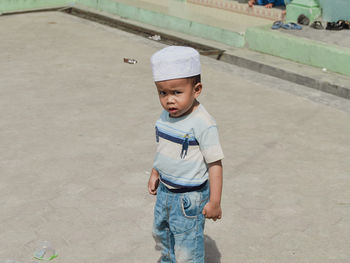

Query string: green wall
246 25 350 77
319 0 350 22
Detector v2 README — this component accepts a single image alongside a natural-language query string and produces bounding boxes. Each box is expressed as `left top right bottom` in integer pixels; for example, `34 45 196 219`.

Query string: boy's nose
167 96 175 104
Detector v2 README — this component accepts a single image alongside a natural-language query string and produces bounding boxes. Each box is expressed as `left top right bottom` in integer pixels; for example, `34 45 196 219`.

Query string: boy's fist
248 0 255 7
148 169 160 195
202 202 222 221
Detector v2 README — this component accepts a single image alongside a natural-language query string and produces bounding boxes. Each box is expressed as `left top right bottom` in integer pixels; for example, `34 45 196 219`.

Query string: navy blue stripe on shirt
160 175 205 188
157 129 199 146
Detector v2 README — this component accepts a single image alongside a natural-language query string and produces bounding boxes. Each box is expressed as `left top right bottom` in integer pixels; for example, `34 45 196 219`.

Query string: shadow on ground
205 235 221 263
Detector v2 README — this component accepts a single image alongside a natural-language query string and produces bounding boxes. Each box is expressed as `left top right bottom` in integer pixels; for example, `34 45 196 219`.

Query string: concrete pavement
1 11 350 263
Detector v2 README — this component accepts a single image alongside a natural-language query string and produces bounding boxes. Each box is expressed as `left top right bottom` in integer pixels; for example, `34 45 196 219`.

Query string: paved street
1 11 350 263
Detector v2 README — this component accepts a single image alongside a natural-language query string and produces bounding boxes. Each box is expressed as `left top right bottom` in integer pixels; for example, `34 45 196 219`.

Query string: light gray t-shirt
153 104 224 188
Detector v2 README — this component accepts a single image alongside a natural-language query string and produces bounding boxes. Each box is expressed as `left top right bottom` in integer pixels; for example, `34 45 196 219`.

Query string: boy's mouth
168 108 178 114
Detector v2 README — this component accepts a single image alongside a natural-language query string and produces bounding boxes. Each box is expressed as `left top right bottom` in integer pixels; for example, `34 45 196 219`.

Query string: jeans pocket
181 191 201 219
171 191 203 235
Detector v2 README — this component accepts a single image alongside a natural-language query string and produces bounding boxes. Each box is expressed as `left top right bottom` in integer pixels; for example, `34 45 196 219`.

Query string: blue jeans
153 182 209 263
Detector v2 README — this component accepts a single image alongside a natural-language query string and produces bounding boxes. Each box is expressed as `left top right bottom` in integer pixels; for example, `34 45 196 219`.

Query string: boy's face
155 78 202 118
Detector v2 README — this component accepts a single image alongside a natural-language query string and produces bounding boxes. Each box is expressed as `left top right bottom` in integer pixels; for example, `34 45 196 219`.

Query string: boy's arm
265 0 275 7
148 168 160 195
248 0 256 7
202 160 223 221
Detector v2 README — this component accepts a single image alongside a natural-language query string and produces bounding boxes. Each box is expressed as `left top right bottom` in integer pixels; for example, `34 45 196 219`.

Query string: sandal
271 21 284 30
310 21 324 30
326 20 348 30
297 14 310 26
326 22 339 30
282 22 302 30
343 20 350 29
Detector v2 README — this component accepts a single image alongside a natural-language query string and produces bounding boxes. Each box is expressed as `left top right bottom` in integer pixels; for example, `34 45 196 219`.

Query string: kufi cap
151 46 201 82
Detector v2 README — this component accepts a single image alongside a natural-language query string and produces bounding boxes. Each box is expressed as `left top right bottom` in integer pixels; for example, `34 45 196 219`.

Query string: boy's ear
193 82 202 98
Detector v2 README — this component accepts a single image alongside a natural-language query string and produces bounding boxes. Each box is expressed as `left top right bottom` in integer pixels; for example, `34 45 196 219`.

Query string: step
75 0 272 47
246 25 350 77
188 0 285 21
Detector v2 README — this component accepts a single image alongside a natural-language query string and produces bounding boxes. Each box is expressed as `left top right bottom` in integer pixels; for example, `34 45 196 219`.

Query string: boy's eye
174 91 182 95
159 91 166 96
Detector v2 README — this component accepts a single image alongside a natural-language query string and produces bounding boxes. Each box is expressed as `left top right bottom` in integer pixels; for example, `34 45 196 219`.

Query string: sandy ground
1 11 350 263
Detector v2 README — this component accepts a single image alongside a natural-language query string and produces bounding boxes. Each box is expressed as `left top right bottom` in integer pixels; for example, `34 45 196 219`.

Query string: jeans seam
166 194 171 261
194 217 198 263
166 228 171 261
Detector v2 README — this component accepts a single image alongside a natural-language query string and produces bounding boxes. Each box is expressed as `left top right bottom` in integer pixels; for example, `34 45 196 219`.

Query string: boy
148 46 224 262
248 0 287 8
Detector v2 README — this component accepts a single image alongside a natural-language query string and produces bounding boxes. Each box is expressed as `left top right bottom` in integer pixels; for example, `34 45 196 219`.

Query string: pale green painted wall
319 0 350 22
288 0 350 22
246 26 350 77
291 0 319 8
285 0 321 23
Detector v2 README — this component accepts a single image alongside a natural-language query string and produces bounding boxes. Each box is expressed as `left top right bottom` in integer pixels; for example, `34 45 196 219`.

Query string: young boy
248 0 287 8
148 46 224 262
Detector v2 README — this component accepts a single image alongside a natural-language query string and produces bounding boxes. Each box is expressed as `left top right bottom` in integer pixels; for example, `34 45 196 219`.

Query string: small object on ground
310 21 324 30
297 14 310 25
345 20 350 29
322 68 327 72
326 20 350 30
33 241 58 261
326 21 341 30
336 20 350 29
282 22 302 30
123 58 138 64
271 21 284 30
326 22 337 30
148 34 161 41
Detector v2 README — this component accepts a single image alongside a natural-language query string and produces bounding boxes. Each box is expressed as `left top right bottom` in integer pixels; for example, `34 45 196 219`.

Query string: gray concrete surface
283 25 350 49
1 11 350 263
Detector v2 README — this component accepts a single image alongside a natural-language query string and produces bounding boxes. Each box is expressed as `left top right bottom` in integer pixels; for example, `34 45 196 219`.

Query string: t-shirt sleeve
197 125 224 163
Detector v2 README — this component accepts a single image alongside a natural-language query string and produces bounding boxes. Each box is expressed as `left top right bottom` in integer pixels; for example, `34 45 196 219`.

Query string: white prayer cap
151 46 201 82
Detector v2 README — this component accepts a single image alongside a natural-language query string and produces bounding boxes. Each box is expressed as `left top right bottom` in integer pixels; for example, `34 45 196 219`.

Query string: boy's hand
265 3 273 8
148 168 160 195
248 0 255 7
202 202 222 221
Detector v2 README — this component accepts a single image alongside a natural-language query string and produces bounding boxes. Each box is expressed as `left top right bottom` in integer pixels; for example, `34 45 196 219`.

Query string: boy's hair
188 74 201 86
